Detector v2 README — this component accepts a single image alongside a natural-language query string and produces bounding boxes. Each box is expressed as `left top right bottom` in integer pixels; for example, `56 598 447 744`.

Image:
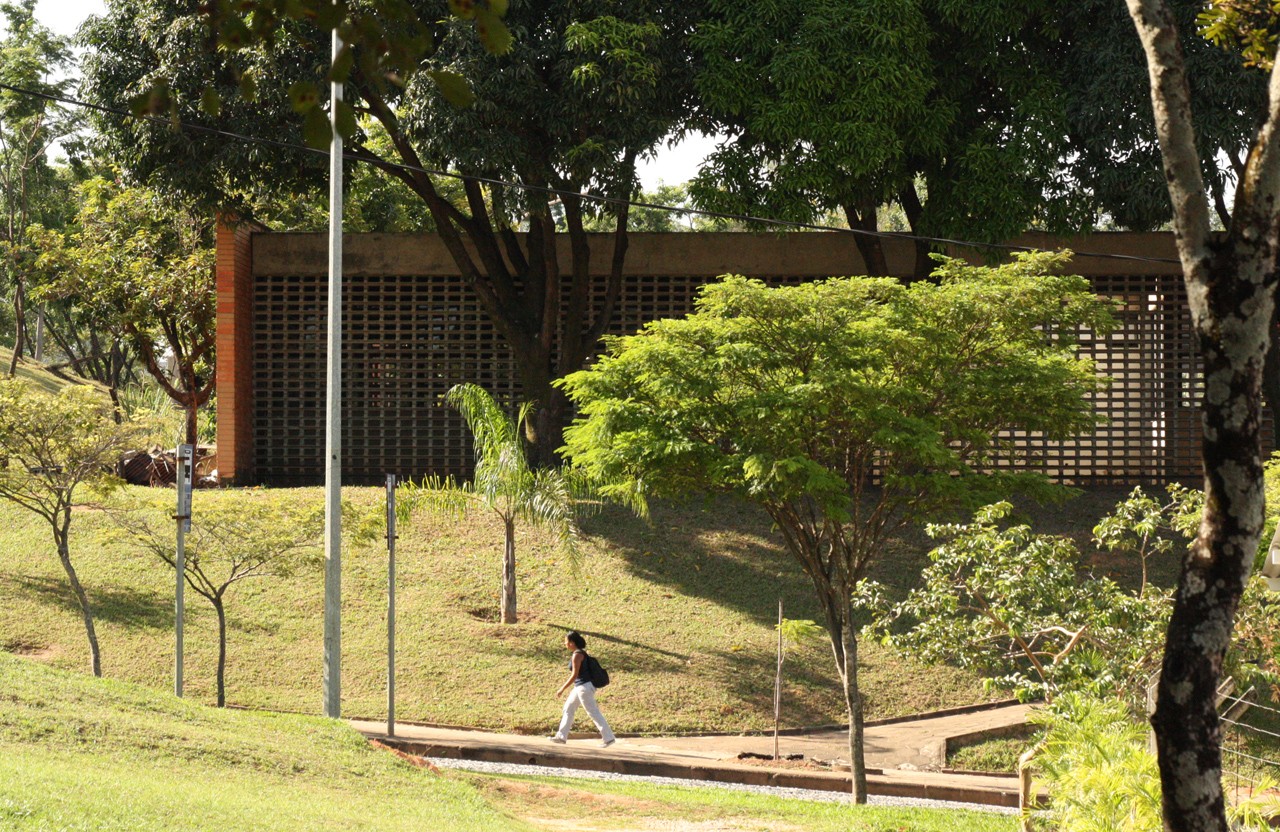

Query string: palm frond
398 474 473 524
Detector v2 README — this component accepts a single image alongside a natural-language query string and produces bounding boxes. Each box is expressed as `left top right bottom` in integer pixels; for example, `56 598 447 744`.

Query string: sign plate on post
176 444 194 532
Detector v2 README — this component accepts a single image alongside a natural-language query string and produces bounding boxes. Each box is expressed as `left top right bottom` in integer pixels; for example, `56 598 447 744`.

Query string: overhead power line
1 79 1184 267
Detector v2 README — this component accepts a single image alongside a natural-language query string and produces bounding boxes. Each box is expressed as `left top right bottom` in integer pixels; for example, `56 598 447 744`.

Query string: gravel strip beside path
429 756 1018 815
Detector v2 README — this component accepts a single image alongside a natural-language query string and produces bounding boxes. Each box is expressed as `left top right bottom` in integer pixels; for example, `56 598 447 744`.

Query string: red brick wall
214 218 260 485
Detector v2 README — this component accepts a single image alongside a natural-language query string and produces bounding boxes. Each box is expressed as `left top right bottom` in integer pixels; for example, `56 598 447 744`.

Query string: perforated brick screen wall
226 231 1259 486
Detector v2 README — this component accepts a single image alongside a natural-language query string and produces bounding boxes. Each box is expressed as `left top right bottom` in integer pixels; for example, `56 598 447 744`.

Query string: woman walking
549 631 616 747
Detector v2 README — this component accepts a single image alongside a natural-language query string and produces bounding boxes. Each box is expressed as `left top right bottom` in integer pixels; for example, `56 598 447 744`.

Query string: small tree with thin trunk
560 252 1112 801
402 383 580 625
108 491 323 706
0 379 143 676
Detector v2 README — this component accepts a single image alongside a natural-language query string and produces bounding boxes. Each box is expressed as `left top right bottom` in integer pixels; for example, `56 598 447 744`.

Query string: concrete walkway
351 700 1034 808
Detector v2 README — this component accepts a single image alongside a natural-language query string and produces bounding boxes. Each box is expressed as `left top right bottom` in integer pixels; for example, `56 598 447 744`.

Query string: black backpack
584 653 610 689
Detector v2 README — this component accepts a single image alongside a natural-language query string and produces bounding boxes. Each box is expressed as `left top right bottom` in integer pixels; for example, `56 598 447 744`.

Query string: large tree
689 0 1265 278
81 0 700 466
34 178 216 447
0 0 78 375
560 251 1112 800
1123 2 1280 830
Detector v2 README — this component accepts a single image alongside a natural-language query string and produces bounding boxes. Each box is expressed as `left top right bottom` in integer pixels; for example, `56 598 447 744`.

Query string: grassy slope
0 345 105 395
0 652 526 831
0 488 982 734
0 654 1014 832
0 484 1144 735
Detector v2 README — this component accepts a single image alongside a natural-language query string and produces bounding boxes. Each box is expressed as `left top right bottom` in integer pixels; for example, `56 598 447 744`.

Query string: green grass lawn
0 654 1015 831
0 651 527 831
456 770 1017 831
0 485 1017 735
0 345 105 395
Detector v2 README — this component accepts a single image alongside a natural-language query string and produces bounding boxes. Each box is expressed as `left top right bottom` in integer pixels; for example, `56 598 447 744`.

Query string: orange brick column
215 218 261 486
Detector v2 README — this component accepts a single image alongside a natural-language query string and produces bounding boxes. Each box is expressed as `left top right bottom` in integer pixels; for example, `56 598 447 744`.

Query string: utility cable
1 79 1184 266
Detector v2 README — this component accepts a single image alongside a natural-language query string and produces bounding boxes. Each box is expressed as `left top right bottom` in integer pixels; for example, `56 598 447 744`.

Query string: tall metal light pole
322 21 344 720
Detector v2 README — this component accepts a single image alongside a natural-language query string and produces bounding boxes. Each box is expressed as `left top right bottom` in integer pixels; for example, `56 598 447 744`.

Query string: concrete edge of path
363 732 1022 809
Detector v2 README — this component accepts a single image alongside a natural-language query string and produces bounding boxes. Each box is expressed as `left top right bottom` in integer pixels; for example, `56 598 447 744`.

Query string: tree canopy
82 0 702 464
32 178 216 446
560 250 1113 799
689 0 1266 275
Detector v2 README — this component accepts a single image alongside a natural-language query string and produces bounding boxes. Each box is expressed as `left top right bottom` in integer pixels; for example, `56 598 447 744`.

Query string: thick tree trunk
55 509 101 677
896 186 933 281
1126 2 1280 828
214 597 227 707
185 396 199 448
518 363 571 470
838 608 868 802
841 202 889 277
500 517 517 624
1154 252 1271 832
1263 307 1280 448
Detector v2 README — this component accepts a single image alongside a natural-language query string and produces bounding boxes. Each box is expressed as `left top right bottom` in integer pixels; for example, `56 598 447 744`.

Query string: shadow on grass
490 626 691 678
580 495 929 628
543 622 691 662
698 645 846 728
12 575 171 629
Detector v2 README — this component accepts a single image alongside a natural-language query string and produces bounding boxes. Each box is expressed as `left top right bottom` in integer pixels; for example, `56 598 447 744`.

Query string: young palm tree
406 383 579 624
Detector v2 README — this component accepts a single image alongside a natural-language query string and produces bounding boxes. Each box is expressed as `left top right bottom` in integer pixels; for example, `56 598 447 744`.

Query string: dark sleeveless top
570 649 590 686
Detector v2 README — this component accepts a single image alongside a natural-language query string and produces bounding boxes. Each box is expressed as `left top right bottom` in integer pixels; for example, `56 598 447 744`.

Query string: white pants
555 682 615 742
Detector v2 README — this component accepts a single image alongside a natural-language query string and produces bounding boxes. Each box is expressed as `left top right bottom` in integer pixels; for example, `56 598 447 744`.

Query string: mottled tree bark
1126 2 1280 829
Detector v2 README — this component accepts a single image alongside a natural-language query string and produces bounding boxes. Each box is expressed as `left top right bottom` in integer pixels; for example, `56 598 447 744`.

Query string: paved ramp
352 700 1034 808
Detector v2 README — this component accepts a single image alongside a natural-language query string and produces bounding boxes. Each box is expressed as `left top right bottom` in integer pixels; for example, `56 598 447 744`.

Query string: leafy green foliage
1199 0 1280 69
0 379 145 675
871 500 1168 703
1028 693 1163 832
688 0 1265 254
400 383 581 623
30 178 216 445
875 483 1280 708
157 0 511 147
1027 693 1280 831
0 0 79 373
561 250 1112 784
562 251 1111 522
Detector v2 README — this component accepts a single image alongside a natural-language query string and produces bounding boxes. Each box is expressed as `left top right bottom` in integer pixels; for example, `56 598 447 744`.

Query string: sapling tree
773 615 823 759
0 379 144 676
559 251 1112 800
872 498 1175 705
877 485 1280 711
400 383 580 625
108 491 323 706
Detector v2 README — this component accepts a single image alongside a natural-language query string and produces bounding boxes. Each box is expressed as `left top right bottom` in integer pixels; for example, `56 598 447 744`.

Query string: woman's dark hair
566 631 586 649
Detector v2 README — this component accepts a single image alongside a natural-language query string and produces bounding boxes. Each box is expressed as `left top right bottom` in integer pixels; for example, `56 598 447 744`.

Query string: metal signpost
386 474 397 737
174 443 194 698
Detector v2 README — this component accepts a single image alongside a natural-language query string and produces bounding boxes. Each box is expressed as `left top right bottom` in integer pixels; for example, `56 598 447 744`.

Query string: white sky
36 0 105 38
33 0 712 189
